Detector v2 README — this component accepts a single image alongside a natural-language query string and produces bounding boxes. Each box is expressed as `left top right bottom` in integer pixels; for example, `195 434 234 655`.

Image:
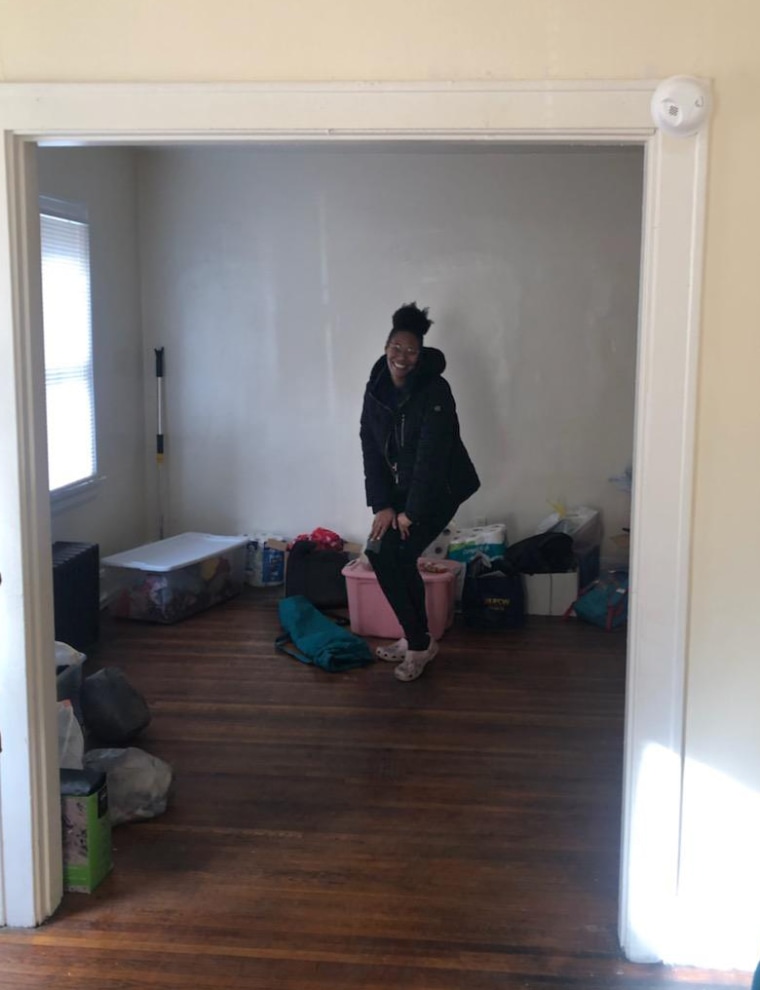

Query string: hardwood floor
0 590 751 989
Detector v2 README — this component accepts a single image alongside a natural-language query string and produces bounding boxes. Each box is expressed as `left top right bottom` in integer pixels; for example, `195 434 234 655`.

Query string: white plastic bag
55 640 86 670
56 640 87 724
535 506 601 556
57 700 84 770
83 747 173 826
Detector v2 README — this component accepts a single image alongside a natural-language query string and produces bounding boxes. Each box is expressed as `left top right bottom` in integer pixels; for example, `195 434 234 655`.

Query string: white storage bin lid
102 532 248 573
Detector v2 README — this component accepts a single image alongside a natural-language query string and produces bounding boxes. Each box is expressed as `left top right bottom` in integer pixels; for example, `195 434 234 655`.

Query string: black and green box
60 768 113 893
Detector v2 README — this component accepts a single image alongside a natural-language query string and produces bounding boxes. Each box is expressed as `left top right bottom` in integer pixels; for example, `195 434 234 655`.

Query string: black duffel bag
284 540 349 609
503 531 576 574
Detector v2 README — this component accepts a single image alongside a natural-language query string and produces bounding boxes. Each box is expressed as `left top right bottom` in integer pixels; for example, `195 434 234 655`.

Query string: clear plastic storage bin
102 532 248 624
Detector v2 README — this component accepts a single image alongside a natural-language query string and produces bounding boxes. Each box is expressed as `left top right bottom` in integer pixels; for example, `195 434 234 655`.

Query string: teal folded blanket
276 595 373 672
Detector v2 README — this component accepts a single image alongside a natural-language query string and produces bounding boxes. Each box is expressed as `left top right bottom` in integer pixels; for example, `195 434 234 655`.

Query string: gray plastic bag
83 747 172 825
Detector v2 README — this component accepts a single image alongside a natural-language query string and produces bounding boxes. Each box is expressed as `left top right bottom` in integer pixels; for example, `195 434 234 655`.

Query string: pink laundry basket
341 558 460 640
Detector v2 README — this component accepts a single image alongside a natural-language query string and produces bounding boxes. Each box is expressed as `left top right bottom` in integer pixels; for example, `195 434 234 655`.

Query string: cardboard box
524 570 579 616
60 768 112 893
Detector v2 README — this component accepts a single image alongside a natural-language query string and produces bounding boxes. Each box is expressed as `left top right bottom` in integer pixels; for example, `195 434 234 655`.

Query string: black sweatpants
365 498 458 651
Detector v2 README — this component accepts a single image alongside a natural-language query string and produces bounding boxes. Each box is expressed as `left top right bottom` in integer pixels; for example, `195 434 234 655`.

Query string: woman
360 302 480 681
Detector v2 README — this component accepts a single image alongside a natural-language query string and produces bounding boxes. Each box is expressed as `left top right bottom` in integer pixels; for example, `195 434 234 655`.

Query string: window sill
51 475 106 515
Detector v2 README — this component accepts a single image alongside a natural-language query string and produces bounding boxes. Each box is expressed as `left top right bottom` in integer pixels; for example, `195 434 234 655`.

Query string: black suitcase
284 540 349 609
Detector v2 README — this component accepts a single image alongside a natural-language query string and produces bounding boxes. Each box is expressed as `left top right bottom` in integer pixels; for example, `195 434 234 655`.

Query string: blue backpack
565 569 629 630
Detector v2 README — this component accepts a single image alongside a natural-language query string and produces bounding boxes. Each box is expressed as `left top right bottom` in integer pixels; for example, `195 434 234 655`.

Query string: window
39 198 97 494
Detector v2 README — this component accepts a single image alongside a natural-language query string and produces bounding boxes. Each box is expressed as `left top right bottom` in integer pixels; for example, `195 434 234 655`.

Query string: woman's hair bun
391 302 433 339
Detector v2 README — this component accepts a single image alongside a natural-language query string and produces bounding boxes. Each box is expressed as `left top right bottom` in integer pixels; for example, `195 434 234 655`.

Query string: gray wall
137 145 642 554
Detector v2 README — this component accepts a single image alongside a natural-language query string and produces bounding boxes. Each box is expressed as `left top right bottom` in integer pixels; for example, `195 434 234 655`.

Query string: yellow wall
2 0 759 962
0 1 737 84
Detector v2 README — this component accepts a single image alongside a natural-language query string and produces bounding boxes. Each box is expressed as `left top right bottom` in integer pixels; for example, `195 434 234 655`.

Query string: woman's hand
370 508 396 542
396 512 413 540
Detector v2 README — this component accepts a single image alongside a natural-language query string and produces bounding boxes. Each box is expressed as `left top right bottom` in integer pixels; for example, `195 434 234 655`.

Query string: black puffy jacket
360 347 480 522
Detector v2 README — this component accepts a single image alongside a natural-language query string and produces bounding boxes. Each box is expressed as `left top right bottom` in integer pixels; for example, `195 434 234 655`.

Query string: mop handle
155 347 164 460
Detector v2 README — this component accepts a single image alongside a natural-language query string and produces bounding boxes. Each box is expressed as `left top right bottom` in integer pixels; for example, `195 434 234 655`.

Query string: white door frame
0 82 708 962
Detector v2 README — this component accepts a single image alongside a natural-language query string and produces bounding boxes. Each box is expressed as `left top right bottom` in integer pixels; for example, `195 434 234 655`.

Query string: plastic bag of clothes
83 747 173 825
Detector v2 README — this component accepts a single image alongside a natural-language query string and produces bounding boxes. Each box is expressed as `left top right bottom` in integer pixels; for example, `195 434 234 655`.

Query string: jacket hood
368 346 446 395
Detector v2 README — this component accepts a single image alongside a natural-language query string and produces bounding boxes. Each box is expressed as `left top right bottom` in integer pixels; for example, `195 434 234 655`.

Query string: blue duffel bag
564 569 629 630
276 595 373 672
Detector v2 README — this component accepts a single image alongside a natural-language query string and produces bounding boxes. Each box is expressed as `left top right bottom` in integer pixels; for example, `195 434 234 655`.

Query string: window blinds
40 211 96 492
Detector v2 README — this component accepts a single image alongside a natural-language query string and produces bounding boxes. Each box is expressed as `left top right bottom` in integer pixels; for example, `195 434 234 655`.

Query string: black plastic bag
462 555 526 630
81 667 151 745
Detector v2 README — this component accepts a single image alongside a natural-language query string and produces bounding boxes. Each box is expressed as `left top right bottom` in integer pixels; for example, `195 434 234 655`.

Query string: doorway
0 81 709 964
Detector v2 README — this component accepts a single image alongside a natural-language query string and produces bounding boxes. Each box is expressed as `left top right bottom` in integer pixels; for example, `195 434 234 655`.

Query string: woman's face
386 330 421 385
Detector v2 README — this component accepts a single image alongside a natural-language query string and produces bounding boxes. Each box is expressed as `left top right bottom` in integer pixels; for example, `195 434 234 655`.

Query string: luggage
284 540 349 609
564 569 629 630
276 595 372 672
503 532 576 574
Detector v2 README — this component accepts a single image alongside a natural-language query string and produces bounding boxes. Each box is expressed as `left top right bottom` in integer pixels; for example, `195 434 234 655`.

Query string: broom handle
155 347 165 538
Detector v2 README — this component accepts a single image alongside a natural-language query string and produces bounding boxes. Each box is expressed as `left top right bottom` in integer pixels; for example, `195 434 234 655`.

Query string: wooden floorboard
0 590 750 989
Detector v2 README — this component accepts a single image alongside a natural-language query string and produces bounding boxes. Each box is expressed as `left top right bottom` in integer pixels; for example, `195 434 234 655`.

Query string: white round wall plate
651 76 711 137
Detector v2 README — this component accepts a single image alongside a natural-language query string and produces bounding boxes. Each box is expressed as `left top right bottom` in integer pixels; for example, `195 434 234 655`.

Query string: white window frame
38 194 98 504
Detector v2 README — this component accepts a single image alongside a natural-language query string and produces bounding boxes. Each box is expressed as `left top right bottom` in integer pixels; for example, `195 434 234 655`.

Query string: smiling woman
360 302 480 681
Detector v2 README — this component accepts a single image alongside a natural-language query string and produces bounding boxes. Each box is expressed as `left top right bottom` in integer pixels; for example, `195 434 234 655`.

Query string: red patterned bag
291 528 344 552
